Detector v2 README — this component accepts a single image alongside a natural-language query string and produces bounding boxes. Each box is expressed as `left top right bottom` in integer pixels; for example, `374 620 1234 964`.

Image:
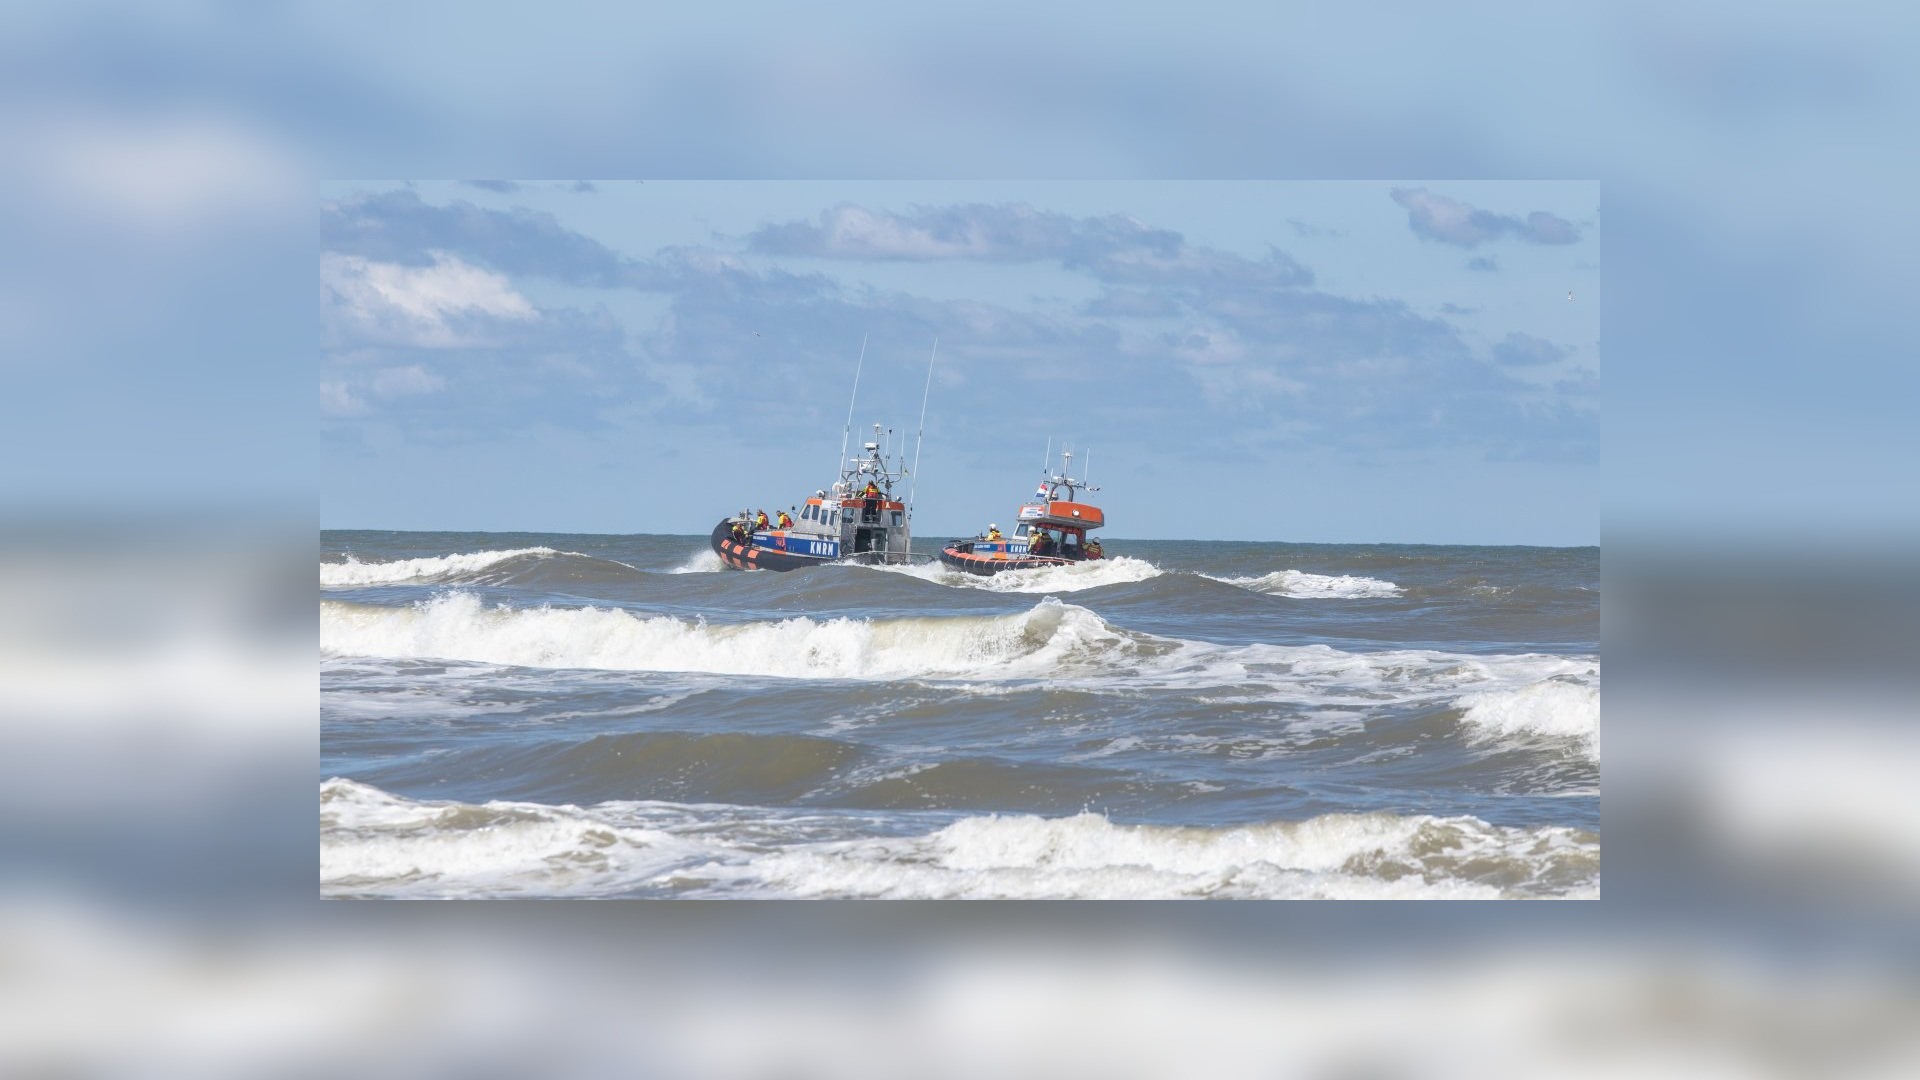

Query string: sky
320 182 1598 544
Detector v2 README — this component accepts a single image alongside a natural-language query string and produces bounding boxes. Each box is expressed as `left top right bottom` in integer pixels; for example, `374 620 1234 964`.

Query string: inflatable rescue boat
939 447 1107 576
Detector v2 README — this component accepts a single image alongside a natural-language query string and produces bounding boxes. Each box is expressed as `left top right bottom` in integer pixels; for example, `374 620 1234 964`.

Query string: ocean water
320 531 1599 899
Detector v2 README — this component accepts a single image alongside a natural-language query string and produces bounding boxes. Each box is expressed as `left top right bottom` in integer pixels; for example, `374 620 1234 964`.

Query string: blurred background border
3 1 1917 1074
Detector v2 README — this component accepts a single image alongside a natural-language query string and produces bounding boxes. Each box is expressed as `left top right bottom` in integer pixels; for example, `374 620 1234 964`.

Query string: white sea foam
320 547 571 587
715 810 1597 900
319 779 1599 899
321 593 1129 681
320 778 690 896
666 549 725 574
1212 569 1403 598
321 592 1597 725
1456 678 1601 758
1136 640 1595 717
875 554 1163 593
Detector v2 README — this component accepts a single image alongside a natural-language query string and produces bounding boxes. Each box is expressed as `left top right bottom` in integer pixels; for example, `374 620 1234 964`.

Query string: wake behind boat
939 446 1107 576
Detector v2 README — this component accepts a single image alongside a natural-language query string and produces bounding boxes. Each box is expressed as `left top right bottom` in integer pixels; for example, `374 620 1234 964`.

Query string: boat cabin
941 446 1107 570
1013 500 1104 559
719 424 917 566
783 485 907 557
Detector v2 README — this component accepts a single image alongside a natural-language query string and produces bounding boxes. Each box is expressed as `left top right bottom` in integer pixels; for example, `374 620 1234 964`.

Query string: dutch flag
1035 484 1050 501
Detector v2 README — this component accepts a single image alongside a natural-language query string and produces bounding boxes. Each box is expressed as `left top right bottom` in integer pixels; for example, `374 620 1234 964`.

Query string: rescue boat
938 447 1107 576
711 424 926 572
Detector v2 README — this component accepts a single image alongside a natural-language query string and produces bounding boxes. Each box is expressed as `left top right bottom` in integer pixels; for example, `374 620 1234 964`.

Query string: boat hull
937 545 1078 576
710 520 834 572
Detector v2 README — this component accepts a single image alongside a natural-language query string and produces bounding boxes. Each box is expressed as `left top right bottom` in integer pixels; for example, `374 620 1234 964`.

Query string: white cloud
319 380 366 417
747 203 1308 287
750 203 1171 265
1390 187 1580 248
371 365 446 398
809 205 999 259
321 251 536 347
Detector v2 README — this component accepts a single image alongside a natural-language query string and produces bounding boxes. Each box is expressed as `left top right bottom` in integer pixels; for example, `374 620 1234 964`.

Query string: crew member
755 509 770 530
1029 531 1051 556
777 509 793 529
730 521 746 542
863 481 880 500
1085 539 1103 560
986 523 1002 541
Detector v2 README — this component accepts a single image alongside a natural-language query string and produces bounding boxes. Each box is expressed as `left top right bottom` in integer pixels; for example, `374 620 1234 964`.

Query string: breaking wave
722 811 1599 899
321 593 1598 735
321 777 692 896
1212 569 1403 598
321 593 1130 680
322 547 577 588
1455 678 1600 758
876 554 1163 593
320 779 1598 899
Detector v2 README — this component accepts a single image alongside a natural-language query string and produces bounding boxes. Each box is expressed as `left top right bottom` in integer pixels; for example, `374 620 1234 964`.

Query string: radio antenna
837 333 867 480
906 339 937 551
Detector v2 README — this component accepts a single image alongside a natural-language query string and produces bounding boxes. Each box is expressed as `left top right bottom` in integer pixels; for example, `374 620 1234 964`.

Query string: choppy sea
320 531 1598 899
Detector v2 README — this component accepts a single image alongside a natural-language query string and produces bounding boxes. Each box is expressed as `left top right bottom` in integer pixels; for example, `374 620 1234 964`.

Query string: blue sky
321 182 1597 543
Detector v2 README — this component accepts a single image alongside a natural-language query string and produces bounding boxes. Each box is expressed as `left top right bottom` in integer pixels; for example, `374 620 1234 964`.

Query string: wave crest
321 547 572 587
878 554 1163 593
320 779 1598 899
1214 569 1402 598
321 778 687 894
1455 678 1600 757
727 810 1598 899
320 593 1129 680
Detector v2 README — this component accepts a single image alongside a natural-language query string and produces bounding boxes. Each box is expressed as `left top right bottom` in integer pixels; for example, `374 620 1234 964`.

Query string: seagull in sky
1567 291 1575 301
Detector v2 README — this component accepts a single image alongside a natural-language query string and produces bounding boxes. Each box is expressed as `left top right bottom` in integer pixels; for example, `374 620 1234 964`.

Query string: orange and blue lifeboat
938 500 1106 576
711 492 908 572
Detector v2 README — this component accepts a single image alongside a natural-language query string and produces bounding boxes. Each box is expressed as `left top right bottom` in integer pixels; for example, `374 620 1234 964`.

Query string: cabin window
806 506 818 522
890 511 902 527
1015 524 1030 537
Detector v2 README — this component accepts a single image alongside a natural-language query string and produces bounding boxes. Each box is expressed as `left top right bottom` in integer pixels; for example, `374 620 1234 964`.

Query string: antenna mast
906 339 937 551
837 333 868 481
